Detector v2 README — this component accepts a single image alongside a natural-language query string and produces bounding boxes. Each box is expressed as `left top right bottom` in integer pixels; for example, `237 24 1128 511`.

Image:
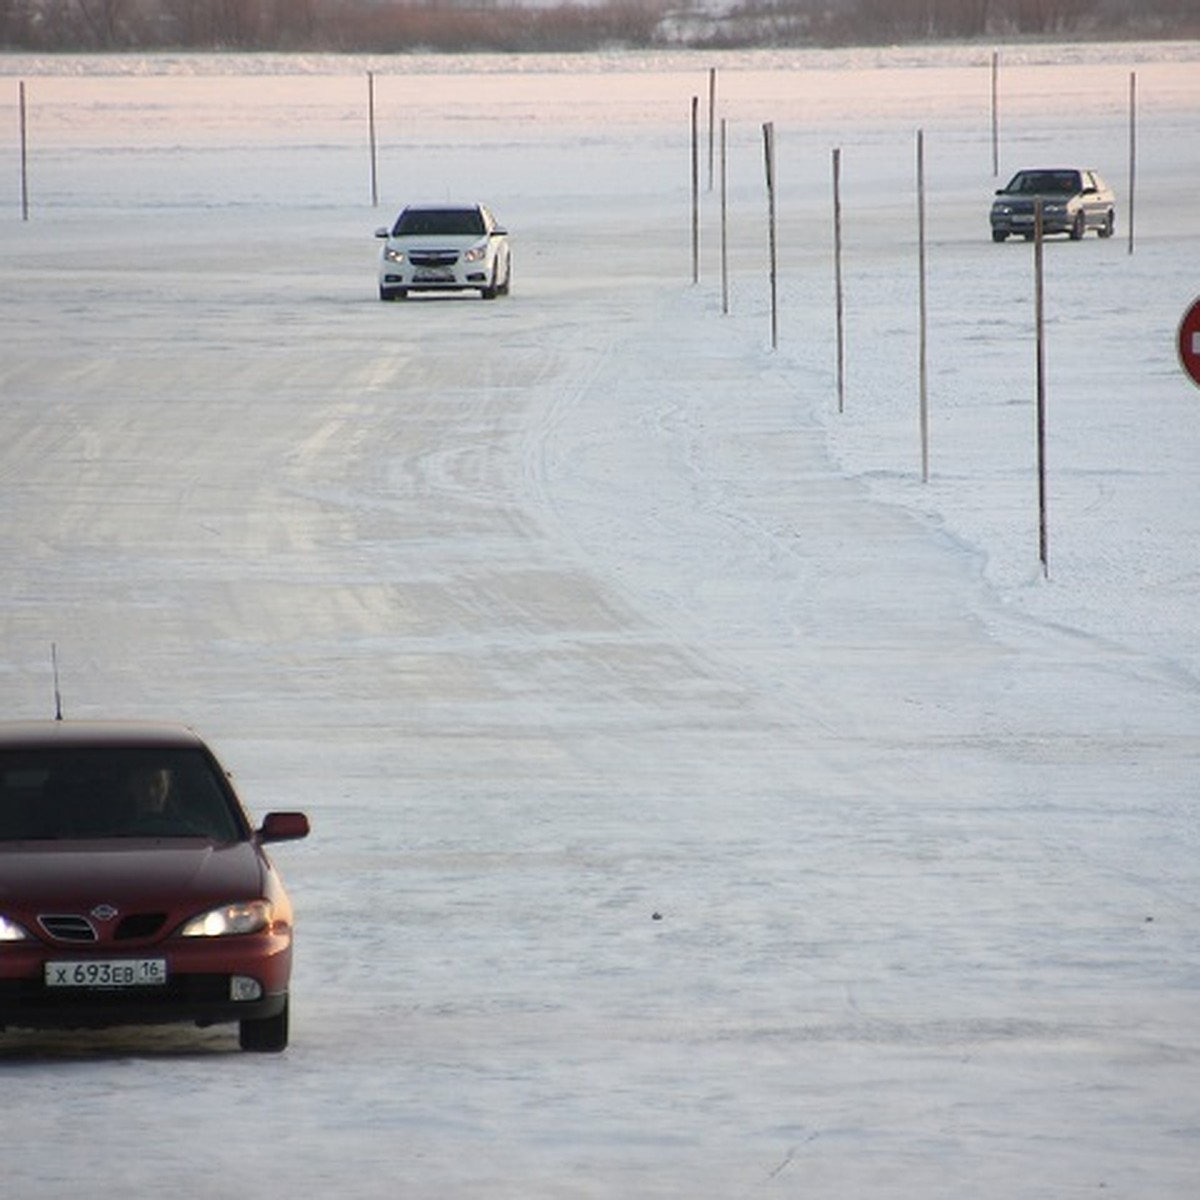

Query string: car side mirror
258 811 310 843
374 227 390 239
491 228 507 237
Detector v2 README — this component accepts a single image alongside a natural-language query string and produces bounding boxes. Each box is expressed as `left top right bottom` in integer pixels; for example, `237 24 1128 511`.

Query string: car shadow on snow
0 1025 239 1061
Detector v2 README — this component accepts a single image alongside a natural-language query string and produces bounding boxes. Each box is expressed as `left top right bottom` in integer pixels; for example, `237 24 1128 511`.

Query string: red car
0 721 309 1052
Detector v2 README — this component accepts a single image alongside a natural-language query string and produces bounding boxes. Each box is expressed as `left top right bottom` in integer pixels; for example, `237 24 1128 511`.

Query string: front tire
379 286 407 302
1070 212 1086 240
240 998 289 1052
1098 210 1115 238
992 230 1007 243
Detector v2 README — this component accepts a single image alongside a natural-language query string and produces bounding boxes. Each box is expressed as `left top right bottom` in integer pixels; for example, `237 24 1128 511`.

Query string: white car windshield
393 209 486 237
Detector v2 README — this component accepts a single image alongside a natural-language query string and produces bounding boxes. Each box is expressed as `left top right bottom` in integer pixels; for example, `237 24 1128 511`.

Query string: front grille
36 912 169 944
39 914 97 942
409 251 458 268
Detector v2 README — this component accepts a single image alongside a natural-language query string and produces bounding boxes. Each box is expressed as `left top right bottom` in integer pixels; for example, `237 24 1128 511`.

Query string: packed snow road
0 45 1198 1198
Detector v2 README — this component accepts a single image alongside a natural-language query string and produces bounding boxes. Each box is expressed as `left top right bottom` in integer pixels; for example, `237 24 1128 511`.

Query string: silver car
990 169 1116 242
376 203 512 301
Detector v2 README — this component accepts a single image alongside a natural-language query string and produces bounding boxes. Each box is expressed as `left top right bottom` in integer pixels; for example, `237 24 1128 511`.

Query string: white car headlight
180 900 272 938
463 243 488 264
384 247 405 264
0 914 30 942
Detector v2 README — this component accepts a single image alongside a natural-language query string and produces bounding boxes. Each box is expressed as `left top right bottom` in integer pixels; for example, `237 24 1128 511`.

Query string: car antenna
51 641 64 720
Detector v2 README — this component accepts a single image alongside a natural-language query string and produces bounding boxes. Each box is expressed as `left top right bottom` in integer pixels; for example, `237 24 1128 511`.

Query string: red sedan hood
0 840 265 917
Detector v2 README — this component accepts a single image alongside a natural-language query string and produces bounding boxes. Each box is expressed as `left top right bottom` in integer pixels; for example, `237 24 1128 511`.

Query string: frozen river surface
1 42 1199 1199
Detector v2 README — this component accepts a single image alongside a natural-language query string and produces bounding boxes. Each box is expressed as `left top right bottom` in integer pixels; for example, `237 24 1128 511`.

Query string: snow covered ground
1 42 1199 1198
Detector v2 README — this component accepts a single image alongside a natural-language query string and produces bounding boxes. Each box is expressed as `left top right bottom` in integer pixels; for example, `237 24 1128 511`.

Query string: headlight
463 243 488 264
0 914 30 942
180 900 272 938
383 247 405 264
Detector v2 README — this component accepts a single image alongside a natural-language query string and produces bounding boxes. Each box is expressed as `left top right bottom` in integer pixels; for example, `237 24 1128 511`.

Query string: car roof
0 720 208 752
1008 167 1098 179
401 202 485 212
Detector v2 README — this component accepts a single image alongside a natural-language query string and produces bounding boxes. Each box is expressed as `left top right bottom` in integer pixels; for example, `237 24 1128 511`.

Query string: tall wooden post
368 71 379 208
720 118 729 314
691 96 700 284
763 121 777 351
1034 199 1049 578
1128 71 1137 256
917 130 929 482
20 80 29 221
833 147 845 412
991 51 1000 178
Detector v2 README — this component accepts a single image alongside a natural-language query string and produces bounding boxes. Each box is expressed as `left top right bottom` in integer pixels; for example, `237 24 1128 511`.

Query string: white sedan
376 203 512 301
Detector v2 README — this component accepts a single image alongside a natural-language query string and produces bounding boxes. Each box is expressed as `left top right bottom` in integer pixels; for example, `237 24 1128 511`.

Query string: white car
376 203 512 301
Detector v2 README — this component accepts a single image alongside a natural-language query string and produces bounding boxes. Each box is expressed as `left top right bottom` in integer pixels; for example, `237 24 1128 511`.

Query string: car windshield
1007 170 1082 195
392 208 486 237
0 747 245 841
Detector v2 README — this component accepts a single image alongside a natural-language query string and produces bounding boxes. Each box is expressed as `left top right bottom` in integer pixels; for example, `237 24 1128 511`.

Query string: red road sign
1179 296 1200 389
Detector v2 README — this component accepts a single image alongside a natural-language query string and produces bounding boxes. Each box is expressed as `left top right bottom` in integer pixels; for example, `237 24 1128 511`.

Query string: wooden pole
833 147 845 412
691 96 700 284
368 71 378 208
20 80 29 222
763 121 777 351
917 130 929 482
720 118 729 315
991 51 1000 178
1128 71 1137 256
1034 198 1049 578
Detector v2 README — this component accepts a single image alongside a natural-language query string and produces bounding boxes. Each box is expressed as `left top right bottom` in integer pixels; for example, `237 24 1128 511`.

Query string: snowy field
1 41 1199 1198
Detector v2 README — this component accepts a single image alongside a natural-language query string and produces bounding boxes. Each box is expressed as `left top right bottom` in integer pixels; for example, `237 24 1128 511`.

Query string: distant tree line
1 0 1196 51
836 0 1197 40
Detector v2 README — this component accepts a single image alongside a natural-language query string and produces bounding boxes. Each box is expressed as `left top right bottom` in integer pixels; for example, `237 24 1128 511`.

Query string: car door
1081 171 1105 227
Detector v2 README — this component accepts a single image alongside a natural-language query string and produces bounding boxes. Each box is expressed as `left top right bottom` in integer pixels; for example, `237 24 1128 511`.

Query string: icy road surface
1 43 1198 1199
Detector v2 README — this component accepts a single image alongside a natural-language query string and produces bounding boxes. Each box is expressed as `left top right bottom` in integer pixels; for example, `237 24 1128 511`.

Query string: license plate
415 268 454 282
45 959 168 988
